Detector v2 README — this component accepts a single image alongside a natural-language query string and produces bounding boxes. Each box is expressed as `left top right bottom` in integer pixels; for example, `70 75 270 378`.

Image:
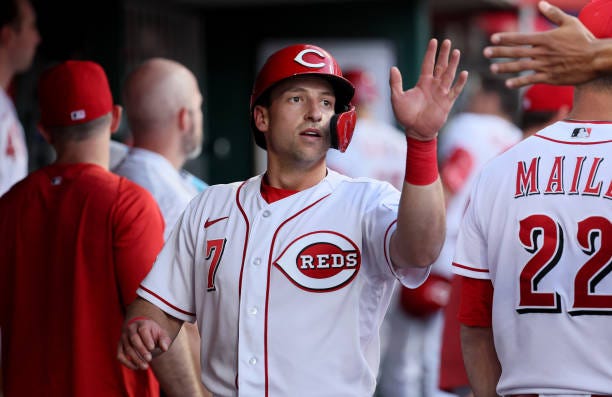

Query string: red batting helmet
250 44 356 152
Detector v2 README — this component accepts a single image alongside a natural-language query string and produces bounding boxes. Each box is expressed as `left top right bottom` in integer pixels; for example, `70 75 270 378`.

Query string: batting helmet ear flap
329 105 356 153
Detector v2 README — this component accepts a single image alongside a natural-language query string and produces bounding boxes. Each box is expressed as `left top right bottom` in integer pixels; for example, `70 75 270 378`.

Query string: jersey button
248 307 258 315
249 357 257 365
253 258 261 266
262 210 271 218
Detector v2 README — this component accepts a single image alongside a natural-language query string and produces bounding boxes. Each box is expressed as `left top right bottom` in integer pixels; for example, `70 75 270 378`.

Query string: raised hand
390 38 468 141
117 316 173 370
483 1 598 88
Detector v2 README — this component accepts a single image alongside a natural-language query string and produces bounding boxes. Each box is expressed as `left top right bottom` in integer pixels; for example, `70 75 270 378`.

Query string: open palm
391 38 468 140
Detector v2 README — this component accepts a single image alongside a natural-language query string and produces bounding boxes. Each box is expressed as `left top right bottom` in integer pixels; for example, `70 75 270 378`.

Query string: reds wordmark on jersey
137 169 429 396
452 121 612 395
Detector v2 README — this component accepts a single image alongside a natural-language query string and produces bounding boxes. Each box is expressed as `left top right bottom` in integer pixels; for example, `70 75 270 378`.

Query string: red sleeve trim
452 262 490 273
139 285 196 316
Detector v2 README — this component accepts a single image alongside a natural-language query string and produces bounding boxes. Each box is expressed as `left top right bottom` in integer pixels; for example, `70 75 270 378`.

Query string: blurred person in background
0 0 40 197
436 74 523 397
113 57 209 397
326 68 406 190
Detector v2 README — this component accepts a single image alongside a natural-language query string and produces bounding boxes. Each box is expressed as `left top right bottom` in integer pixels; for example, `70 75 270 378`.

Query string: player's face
262 76 336 167
9 0 41 73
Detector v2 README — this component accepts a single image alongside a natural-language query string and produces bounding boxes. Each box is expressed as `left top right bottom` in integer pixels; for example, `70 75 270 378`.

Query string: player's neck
133 134 184 170
568 85 612 121
265 162 327 191
53 137 110 170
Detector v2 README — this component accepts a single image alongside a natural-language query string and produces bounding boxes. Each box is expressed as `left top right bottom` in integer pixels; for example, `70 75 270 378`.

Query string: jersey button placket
237 207 274 393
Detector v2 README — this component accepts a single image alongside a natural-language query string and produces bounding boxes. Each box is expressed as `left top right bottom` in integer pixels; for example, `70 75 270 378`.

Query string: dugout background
18 0 518 185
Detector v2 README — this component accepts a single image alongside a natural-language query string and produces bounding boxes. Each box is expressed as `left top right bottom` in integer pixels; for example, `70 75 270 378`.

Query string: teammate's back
0 165 163 396
453 120 611 394
0 60 164 397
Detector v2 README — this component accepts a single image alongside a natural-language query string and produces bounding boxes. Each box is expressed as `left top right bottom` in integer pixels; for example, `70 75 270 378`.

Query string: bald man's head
123 57 201 136
122 58 204 164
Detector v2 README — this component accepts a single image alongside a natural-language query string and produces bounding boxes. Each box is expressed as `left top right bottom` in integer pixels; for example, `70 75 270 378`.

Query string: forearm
592 38 612 75
460 324 501 397
391 178 445 268
126 297 183 342
152 323 210 397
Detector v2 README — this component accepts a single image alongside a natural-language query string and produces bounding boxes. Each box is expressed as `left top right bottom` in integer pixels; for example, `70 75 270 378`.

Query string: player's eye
289 96 301 103
322 99 333 107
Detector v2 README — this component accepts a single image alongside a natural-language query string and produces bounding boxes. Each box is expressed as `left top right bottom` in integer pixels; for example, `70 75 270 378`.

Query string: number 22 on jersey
517 214 611 315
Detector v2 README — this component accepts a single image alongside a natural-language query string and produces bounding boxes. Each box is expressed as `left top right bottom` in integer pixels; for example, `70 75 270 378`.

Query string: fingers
483 44 537 60
504 72 548 89
537 0 568 27
490 57 541 75
450 70 469 100
389 66 403 97
440 48 460 90
490 31 545 47
118 332 152 370
117 319 168 370
434 39 451 79
420 38 438 77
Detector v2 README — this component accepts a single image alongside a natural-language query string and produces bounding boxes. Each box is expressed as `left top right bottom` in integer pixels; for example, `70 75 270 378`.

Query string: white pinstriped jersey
138 169 429 397
453 121 612 395
0 89 27 197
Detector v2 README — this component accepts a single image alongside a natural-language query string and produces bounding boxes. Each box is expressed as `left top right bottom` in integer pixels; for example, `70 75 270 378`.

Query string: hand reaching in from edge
483 0 599 88
390 38 468 141
117 316 173 370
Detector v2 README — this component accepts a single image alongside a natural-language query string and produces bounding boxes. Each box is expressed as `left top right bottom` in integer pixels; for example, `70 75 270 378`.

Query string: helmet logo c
294 49 326 68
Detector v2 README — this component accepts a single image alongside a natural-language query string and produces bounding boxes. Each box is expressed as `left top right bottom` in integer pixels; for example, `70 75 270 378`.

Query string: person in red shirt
0 60 164 396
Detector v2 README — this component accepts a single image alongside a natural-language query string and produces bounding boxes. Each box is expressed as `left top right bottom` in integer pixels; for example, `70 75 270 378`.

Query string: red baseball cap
38 60 113 128
522 84 574 113
578 0 612 38
342 69 379 106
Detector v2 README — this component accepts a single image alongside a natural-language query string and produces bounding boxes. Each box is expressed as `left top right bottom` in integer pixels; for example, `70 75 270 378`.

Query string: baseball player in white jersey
117 39 468 396
0 0 41 197
0 90 28 196
455 2 612 396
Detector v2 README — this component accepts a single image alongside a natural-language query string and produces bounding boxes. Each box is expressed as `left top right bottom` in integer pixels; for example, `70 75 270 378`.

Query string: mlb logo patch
570 127 591 138
70 109 86 121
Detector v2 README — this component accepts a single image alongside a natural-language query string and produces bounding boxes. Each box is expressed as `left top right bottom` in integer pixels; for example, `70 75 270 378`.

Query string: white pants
376 290 456 397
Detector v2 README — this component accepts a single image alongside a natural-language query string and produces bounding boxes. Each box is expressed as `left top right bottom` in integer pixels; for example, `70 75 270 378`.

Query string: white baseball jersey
113 147 207 239
137 169 429 397
0 88 28 197
326 118 407 190
453 121 612 395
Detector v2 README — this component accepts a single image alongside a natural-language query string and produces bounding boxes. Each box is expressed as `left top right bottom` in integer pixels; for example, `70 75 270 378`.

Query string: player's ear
178 106 191 133
253 105 270 132
110 105 123 135
0 24 15 46
554 105 571 122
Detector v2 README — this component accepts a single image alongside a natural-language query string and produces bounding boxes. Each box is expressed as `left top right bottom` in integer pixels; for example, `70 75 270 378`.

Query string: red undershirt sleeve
457 275 494 327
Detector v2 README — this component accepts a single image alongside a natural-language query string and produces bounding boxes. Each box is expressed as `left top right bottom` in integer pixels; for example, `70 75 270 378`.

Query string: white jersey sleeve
0 90 28 197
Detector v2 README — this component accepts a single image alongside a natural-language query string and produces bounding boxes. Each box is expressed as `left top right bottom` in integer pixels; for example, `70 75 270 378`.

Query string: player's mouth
299 128 323 139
